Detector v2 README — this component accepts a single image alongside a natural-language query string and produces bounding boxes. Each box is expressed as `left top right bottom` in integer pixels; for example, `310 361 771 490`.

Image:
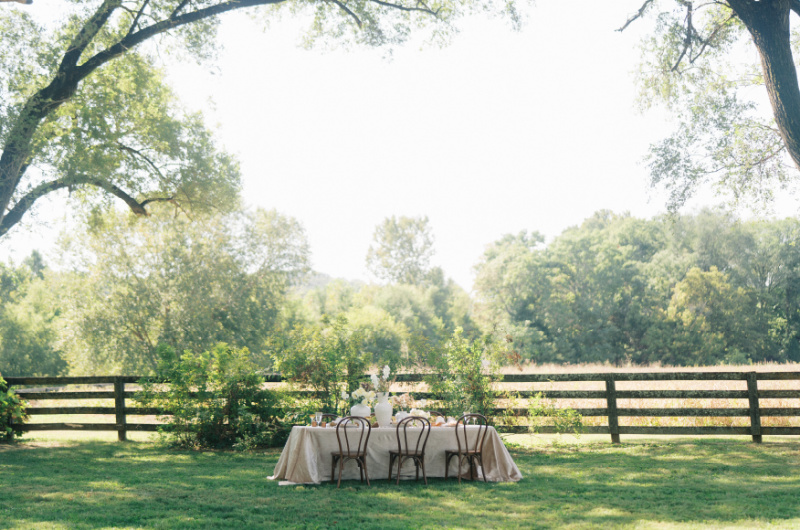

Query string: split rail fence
5 371 800 443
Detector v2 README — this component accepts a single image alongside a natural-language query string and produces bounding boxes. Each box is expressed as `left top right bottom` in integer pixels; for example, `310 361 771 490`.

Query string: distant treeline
1 207 799 375
474 209 800 366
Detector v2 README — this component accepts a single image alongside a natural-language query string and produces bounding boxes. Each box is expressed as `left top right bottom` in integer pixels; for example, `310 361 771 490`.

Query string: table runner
269 425 522 485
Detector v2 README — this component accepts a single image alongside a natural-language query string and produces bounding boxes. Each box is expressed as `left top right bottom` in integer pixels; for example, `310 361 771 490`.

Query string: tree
58 206 310 373
0 1 523 239
623 1 800 210
0 258 66 376
366 215 435 284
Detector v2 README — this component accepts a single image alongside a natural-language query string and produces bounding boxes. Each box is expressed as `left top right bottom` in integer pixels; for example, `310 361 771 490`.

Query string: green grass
2 435 800 529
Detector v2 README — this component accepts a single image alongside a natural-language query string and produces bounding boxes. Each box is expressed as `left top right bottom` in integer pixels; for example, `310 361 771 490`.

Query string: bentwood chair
320 413 338 426
444 413 489 483
388 416 431 485
331 416 372 488
427 410 446 422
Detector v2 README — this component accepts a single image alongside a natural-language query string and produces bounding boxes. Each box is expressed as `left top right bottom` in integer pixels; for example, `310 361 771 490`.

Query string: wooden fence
5 371 800 443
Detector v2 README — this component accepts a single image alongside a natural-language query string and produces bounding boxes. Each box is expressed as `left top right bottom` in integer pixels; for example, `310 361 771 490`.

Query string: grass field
2 433 800 529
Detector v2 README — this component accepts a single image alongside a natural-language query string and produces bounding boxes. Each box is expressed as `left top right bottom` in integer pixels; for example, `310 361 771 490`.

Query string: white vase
374 392 393 428
350 402 371 418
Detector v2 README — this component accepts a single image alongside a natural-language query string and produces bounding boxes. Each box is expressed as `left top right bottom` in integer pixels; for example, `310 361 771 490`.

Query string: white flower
419 399 427 408
370 374 379 387
382 365 391 379
341 390 349 400
366 390 376 401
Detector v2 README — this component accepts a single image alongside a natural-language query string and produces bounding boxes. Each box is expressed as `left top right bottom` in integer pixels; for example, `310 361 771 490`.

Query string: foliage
56 206 310 374
526 391 583 438
0 258 66 376
425 328 513 419
0 0 524 238
366 215 435 285
623 1 800 210
267 316 370 415
474 209 800 366
137 344 290 450
0 374 28 442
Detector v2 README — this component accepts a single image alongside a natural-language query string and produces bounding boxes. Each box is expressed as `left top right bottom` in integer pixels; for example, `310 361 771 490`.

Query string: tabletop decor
343 386 376 417
370 365 394 427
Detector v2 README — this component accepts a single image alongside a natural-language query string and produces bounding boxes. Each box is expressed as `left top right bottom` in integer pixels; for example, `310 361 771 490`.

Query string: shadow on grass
1 439 799 529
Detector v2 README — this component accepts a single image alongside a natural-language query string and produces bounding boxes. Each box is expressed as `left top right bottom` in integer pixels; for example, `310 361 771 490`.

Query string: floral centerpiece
369 365 394 427
341 386 376 418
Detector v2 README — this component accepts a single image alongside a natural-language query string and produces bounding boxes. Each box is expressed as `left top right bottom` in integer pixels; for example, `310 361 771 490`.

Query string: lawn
2 434 800 529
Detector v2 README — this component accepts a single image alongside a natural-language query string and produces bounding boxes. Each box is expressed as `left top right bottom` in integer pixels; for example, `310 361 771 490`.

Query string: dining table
269 423 523 485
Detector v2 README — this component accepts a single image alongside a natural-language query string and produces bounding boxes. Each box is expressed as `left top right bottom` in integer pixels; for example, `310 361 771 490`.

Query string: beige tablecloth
269 425 522 485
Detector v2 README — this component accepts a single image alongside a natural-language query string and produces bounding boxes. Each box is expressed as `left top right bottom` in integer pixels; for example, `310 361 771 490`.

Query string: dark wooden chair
427 410 446 422
388 416 431 485
444 413 489 483
331 416 372 488
320 413 337 426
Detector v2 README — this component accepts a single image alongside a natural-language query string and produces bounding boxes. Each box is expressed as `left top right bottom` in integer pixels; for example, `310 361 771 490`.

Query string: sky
3 0 799 290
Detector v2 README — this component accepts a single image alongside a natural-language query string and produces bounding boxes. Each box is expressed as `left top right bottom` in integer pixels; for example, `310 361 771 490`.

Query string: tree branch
617 0 656 32
128 0 152 35
170 0 192 19
329 0 362 27
792 0 800 18
59 0 122 73
76 0 287 80
0 175 171 237
368 0 438 15
115 141 168 183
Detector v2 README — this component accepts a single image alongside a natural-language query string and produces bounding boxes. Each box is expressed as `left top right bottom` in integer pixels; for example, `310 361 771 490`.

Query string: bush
0 374 28 442
527 392 583 437
137 344 291 450
425 328 512 419
268 316 370 415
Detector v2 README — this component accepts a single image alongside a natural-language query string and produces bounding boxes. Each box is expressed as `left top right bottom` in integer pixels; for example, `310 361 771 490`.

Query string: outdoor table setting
269 414 522 485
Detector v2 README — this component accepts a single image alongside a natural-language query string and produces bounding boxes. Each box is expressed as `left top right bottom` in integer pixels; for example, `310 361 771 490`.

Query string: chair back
454 413 489 454
320 413 338 425
396 416 431 456
428 410 446 422
335 416 371 456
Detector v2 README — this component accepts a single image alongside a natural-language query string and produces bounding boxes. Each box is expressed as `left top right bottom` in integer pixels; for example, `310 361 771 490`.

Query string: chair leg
415 459 420 481
477 455 487 482
421 457 428 486
362 457 370 486
396 456 403 485
331 456 337 483
337 458 345 489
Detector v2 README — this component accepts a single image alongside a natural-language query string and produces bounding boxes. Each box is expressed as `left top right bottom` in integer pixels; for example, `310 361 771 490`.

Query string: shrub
0 374 28 442
527 391 584 437
268 316 370 415
137 344 291 450
425 328 513 419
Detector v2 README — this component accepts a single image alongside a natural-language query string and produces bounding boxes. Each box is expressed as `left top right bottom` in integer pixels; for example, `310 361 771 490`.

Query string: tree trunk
729 0 800 171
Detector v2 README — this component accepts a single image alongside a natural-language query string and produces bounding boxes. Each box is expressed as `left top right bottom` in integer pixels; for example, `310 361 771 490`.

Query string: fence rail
5 371 800 443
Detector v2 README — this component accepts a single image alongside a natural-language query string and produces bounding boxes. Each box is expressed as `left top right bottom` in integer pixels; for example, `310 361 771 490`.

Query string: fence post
114 377 127 442
1 378 11 442
746 372 762 443
605 376 621 444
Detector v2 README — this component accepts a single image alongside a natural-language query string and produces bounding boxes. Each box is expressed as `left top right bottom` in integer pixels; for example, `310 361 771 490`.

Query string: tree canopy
624 0 800 210
0 0 523 238
366 215 435 285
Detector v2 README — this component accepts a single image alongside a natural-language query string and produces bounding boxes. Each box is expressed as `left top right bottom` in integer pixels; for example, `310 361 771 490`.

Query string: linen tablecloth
269 424 522 484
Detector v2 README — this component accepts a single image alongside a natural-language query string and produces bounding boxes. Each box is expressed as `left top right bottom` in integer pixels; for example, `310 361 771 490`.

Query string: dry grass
494 362 800 429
